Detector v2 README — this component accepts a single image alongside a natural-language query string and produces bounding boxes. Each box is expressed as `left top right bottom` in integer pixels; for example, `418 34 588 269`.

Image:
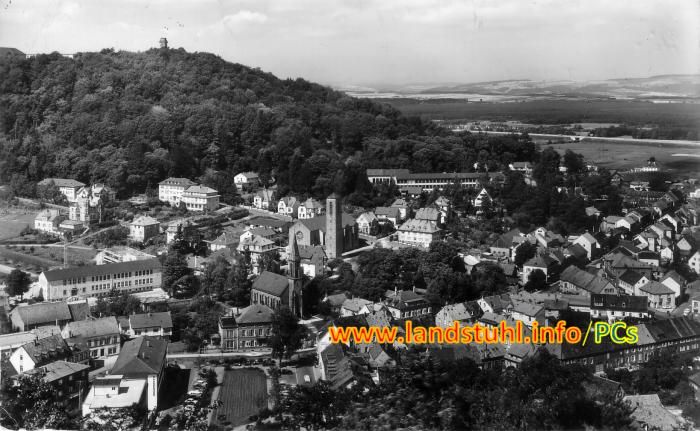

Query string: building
365 169 411 185
356 211 378 235
15 361 90 407
126 312 173 339
95 246 156 265
325 194 343 259
510 302 544 328
62 317 121 359
250 235 303 316
158 177 196 206
660 270 687 298
209 230 240 252
129 216 160 243
690 250 700 275
472 188 491 209
278 196 300 217
590 294 649 322
573 232 600 260
522 255 559 285
298 198 324 219
38 259 162 301
0 327 62 380
509 162 533 175
253 189 275 210
9 334 81 375
82 336 167 415
238 234 277 274
297 245 327 278
435 303 478 328
393 171 493 192
397 219 441 249
617 270 651 296
638 281 675 310
37 178 86 203
375 207 401 226
219 303 274 352
288 198 359 257
558 266 617 297
182 185 220 212
34 209 65 235
9 301 83 331
383 289 432 319
234 172 260 190
69 186 104 224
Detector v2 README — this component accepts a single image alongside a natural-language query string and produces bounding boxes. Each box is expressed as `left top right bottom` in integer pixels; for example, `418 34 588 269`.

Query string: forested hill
0 47 534 203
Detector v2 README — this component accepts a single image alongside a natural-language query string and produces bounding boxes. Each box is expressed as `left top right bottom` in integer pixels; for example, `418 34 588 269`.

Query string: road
467 130 700 147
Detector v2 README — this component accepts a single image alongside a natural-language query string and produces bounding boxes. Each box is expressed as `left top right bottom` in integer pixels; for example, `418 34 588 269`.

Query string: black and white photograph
0 0 699 429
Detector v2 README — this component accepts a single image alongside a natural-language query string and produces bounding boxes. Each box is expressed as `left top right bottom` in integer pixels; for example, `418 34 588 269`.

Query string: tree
6 269 31 297
514 242 537 268
268 306 307 360
0 373 76 430
162 252 190 294
524 269 547 292
280 380 349 430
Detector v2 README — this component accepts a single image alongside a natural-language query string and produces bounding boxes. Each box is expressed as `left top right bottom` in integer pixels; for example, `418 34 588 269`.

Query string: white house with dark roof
435 303 475 328
182 185 220 212
38 178 86 203
126 312 173 339
558 265 617 297
375 206 401 226
510 302 544 328
234 172 259 190
219 304 274 352
129 216 160 243
660 270 687 299
34 209 65 235
397 218 441 249
340 298 373 317
253 189 275 210
638 281 675 310
617 269 650 296
9 334 79 375
278 196 300 217
383 289 432 319
158 177 196 206
356 211 378 235
62 316 121 358
573 232 600 260
298 198 324 219
9 302 74 331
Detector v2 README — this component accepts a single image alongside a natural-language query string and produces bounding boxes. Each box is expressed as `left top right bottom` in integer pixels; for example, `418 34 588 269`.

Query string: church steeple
289 234 301 280
287 234 303 317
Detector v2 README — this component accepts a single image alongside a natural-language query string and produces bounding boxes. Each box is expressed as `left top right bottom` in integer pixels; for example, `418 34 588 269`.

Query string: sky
0 0 698 87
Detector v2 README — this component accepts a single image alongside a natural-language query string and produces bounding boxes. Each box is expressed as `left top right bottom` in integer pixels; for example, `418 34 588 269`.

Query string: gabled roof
591 294 647 312
512 302 543 317
110 336 167 377
64 317 119 338
158 177 196 187
325 292 351 307
384 289 429 310
397 218 440 234
298 245 326 261
20 334 72 365
252 271 289 297
341 298 372 313
437 303 473 322
25 360 89 383
414 207 440 222
10 302 72 327
661 270 686 286
619 269 645 285
38 178 86 188
129 312 173 330
639 280 674 296
375 207 400 219
524 254 557 268
235 304 274 325
560 265 614 294
130 215 160 226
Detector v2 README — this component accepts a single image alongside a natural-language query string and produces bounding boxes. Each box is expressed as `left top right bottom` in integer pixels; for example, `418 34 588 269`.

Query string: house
590 294 649 322
297 198 324 219
624 394 689 431
9 301 77 331
158 177 196 206
397 218 441 249
297 245 327 277
238 234 277 274
340 298 373 317
34 209 65 235
83 336 168 415
14 361 90 407
323 292 351 314
219 304 274 352
510 302 544 328
383 289 432 319
690 250 700 274
208 230 240 252
375 207 401 226
414 207 441 223
318 342 355 389
558 266 617 297
182 185 219 212
253 189 275 210
234 172 260 190
38 258 162 301
278 197 300 217
477 294 512 315
9 335 80 375
585 206 602 217
38 178 86 203
129 216 160 243
509 162 533 175
489 227 525 258
637 251 661 268
472 188 491 210
617 270 651 296
356 211 378 235
435 303 479 328
62 317 121 359
638 281 675 310
126 312 173 339
676 236 696 258
68 186 104 225
522 255 559 284
0 327 62 381
390 198 409 219
573 232 600 259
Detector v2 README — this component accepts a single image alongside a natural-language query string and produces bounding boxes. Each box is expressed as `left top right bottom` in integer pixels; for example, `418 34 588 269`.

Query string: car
684 308 691 316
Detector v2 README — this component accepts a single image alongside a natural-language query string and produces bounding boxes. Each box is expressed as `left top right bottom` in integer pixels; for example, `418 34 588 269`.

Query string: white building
125 312 173 339
37 178 86 203
278 197 300 217
182 185 220 212
96 246 156 265
158 177 196 206
253 189 275 210
297 198 324 219
129 216 160 243
472 188 491 209
34 209 65 235
234 172 259 190
397 218 441 249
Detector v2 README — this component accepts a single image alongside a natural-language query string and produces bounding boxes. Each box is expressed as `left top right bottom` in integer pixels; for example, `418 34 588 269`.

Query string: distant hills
342 74 700 101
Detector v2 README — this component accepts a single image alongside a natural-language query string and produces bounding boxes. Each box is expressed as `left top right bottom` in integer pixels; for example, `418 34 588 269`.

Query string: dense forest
0 47 534 204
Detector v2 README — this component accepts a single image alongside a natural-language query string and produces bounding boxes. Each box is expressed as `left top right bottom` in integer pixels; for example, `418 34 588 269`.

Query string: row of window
88 336 118 347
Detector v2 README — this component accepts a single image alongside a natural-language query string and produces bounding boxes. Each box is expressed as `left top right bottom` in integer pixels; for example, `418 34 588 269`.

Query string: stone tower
325 193 343 259
159 37 168 48
288 235 303 317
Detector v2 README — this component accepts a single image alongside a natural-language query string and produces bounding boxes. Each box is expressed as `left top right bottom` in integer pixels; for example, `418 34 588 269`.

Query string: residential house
510 302 544 328
590 294 649 322
62 317 121 359
38 178 86 203
356 211 378 235
158 177 196 206
233 172 259 190
219 304 274 352
253 189 275 210
617 270 651 296
82 336 168 414
278 197 300 217
182 185 219 212
522 254 559 284
96 246 156 265
638 281 675 310
477 294 512 315
383 289 432 319
472 188 491 210
691 250 700 275
509 162 533 175
297 198 324 219
9 335 81 375
9 301 79 331
340 298 373 317
397 218 441 249
129 216 160 243
323 292 351 315
375 206 401 226
573 232 600 259
414 207 441 223
298 245 327 277
435 303 477 328
390 198 409 220
558 266 617 297
34 209 65 235
126 312 173 340
15 361 90 407
660 270 687 299
208 230 240 252
237 234 277 274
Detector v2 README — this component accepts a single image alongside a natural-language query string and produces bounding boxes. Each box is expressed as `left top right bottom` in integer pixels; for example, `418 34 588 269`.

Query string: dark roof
252 271 289 297
42 259 162 282
296 213 356 232
68 302 91 321
639 281 675 295
10 302 72 327
591 294 648 312
246 216 291 229
560 265 614 294
619 269 645 285
37 178 85 188
129 312 173 330
298 245 327 261
64 317 120 338
111 336 167 377
20 334 72 365
158 177 196 186
0 47 24 57
384 289 430 310
524 254 557 268
24 360 89 384
235 304 274 325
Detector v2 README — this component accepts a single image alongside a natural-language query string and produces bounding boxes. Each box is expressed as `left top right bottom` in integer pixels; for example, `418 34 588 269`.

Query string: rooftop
42 258 162 282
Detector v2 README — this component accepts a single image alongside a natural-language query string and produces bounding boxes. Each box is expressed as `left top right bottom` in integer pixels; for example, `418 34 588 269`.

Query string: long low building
366 169 504 191
38 259 162 301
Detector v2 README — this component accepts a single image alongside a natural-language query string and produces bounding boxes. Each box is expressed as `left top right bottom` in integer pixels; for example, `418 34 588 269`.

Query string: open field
541 139 700 176
212 369 268 428
0 211 35 241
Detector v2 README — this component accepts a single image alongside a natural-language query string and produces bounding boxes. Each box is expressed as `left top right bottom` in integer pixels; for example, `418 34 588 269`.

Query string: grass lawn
212 369 268 428
0 211 35 241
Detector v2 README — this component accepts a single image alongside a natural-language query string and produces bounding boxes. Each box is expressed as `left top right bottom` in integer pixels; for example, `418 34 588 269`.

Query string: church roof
252 271 289 297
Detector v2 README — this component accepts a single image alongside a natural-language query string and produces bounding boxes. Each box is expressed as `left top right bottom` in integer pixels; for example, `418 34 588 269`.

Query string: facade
298 198 324 219
253 189 275 210
62 317 121 358
394 172 492 192
158 177 196 206
278 197 300 217
34 209 65 235
472 188 491 209
127 312 173 339
182 185 220 212
9 302 75 331
383 289 432 319
297 245 327 277
69 187 104 224
558 265 617 297
590 294 649 322
38 258 162 301
234 172 259 190
38 178 86 203
397 218 441 248
219 304 274 352
16 361 90 407
356 211 378 235
522 255 558 285
9 335 81 375
365 169 411 185
326 194 343 259
638 281 675 310
129 216 160 243
237 234 277 274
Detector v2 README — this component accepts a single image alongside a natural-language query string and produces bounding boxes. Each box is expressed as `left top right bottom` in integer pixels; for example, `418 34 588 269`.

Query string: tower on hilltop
159 38 168 48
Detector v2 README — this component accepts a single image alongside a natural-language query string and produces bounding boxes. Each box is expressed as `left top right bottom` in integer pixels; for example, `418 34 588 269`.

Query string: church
250 234 304 317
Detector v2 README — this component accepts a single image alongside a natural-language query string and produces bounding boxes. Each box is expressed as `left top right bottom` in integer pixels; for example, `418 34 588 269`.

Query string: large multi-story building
129 216 161 243
397 218 441 248
158 177 196 206
366 169 501 192
181 185 220 212
62 317 121 359
37 259 162 301
37 178 86 203
219 304 274 352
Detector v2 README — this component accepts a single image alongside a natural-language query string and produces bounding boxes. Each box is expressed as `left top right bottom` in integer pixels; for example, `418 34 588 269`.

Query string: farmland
0 211 35 241
212 369 268 428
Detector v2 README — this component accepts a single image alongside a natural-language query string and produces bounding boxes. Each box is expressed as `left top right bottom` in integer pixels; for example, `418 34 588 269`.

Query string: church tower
325 193 343 259
288 235 303 317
